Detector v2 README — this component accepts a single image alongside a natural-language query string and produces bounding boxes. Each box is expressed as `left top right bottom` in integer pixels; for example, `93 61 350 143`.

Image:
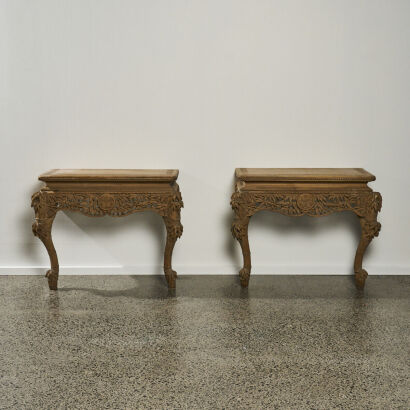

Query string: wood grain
235 168 375 182
39 169 179 182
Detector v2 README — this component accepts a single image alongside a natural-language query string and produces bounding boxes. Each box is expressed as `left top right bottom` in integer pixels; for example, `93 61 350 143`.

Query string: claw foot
355 269 368 290
164 269 177 289
239 268 250 288
46 270 58 290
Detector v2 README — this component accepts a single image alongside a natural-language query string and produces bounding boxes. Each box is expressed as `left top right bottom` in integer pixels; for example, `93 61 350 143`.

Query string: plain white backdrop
1 0 409 276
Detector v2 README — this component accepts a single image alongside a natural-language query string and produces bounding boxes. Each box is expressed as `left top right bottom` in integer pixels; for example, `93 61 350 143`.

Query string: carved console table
231 168 382 289
32 169 183 290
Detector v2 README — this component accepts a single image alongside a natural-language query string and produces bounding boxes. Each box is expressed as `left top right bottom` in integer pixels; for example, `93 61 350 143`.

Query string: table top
235 168 375 182
39 169 179 183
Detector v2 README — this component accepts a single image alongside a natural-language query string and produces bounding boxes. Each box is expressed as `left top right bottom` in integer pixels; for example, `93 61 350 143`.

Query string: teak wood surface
231 168 382 289
32 169 183 289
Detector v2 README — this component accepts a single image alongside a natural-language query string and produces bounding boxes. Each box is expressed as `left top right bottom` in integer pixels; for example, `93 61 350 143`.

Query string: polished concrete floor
0 275 409 409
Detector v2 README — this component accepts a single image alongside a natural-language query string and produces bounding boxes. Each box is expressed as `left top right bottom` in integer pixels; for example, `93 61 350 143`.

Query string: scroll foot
239 268 250 288
164 268 177 289
353 193 382 290
46 270 58 290
32 191 59 290
231 194 252 287
354 268 368 290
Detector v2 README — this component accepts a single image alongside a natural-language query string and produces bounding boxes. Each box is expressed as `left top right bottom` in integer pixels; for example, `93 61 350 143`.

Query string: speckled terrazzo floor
0 275 409 409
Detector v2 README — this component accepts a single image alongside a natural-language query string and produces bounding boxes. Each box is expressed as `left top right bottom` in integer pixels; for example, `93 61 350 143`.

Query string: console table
31 169 183 289
231 168 382 289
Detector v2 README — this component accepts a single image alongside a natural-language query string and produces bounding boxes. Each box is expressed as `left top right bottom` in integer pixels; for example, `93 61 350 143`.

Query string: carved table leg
353 192 382 289
354 215 381 290
231 204 252 288
163 208 183 289
31 192 59 290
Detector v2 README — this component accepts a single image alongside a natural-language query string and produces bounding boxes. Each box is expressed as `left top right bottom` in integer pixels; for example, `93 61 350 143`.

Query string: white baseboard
0 265 408 275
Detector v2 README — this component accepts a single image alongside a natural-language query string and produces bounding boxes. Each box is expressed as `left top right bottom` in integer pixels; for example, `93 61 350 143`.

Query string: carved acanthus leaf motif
164 218 183 240
231 218 248 240
34 191 183 217
170 186 184 211
231 191 382 218
361 219 381 240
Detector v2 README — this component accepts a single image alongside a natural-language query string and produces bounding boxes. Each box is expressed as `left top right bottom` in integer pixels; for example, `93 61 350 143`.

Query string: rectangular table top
39 169 179 183
235 168 375 182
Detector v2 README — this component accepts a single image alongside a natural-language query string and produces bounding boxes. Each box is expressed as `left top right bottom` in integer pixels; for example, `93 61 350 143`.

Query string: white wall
1 0 409 276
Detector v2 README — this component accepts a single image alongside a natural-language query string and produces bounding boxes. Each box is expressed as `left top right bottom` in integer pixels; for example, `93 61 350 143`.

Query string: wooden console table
31 169 183 289
231 168 382 289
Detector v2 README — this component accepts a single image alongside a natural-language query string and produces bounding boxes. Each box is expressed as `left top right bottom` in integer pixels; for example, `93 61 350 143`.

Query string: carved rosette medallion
98 194 115 211
296 193 314 211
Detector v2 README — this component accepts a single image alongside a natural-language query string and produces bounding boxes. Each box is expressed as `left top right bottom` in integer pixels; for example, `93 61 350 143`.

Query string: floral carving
32 190 183 218
230 191 382 218
361 219 381 240
164 217 183 240
31 192 56 241
231 218 248 241
170 186 184 211
296 193 315 211
98 194 115 211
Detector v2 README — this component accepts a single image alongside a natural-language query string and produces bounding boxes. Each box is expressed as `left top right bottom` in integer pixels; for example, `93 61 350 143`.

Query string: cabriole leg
354 214 381 290
232 208 251 287
31 192 59 290
163 208 183 289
